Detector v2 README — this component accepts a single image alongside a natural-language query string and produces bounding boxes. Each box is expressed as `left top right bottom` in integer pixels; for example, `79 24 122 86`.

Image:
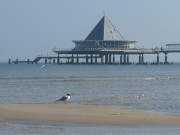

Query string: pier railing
52 48 75 52
52 47 157 52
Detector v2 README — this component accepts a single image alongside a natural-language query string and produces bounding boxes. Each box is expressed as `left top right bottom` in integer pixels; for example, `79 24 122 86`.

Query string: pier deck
31 47 180 64
9 47 180 65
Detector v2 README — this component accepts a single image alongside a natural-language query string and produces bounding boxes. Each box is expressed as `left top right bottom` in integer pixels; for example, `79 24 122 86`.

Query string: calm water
0 63 180 134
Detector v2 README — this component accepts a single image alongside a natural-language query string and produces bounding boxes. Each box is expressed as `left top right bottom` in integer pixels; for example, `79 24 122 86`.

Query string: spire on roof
85 15 124 41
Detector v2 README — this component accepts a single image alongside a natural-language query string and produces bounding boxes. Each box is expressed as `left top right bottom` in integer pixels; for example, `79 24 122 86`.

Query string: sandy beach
0 103 180 125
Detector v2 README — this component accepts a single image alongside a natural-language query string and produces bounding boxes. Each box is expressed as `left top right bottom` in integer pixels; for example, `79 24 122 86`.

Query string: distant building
165 44 180 50
73 15 136 50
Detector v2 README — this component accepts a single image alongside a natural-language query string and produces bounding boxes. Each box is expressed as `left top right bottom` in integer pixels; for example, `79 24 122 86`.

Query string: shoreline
0 103 180 125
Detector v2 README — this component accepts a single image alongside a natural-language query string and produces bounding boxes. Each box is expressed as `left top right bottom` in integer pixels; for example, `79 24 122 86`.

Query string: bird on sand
56 94 71 102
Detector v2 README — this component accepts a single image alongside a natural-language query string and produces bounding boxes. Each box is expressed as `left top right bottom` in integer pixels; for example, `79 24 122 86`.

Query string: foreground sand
0 103 180 125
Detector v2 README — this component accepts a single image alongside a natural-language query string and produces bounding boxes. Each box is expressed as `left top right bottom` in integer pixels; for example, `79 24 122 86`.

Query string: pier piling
45 59 47 64
8 59 11 64
71 54 74 64
139 55 141 64
77 54 79 64
91 54 93 64
127 55 129 64
120 55 123 64
164 53 168 64
57 54 60 64
53 59 56 64
157 53 159 64
16 59 18 64
101 56 104 64
95 55 98 64
124 54 126 64
113 55 115 64
27 59 30 64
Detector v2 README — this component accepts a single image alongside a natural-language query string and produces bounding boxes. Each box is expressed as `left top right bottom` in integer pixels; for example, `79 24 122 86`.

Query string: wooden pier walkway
9 46 180 65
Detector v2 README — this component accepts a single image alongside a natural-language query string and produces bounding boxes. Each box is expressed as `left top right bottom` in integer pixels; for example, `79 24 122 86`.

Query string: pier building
73 16 136 50
53 15 138 64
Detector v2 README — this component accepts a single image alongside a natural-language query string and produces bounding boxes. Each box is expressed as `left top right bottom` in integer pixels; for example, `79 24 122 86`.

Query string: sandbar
0 103 180 125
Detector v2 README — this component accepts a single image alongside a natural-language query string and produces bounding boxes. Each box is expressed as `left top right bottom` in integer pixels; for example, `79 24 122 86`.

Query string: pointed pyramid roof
85 16 125 41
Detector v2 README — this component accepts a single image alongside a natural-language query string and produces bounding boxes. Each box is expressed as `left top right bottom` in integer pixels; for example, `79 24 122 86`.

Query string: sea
0 63 180 135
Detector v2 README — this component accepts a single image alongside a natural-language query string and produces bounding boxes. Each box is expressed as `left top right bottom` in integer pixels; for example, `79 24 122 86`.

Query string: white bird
134 94 144 98
41 64 45 68
56 94 71 102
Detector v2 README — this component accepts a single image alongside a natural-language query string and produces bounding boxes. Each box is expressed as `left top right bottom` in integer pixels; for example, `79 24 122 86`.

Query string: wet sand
0 103 180 125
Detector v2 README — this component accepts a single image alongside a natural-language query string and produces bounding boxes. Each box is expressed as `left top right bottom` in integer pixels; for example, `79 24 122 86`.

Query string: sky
1 0 180 62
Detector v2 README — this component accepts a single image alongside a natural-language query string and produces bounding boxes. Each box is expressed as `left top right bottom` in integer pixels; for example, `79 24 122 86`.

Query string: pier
9 45 180 65
9 16 180 65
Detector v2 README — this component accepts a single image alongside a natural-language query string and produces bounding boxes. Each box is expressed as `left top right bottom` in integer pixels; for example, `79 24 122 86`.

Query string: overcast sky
1 0 180 62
